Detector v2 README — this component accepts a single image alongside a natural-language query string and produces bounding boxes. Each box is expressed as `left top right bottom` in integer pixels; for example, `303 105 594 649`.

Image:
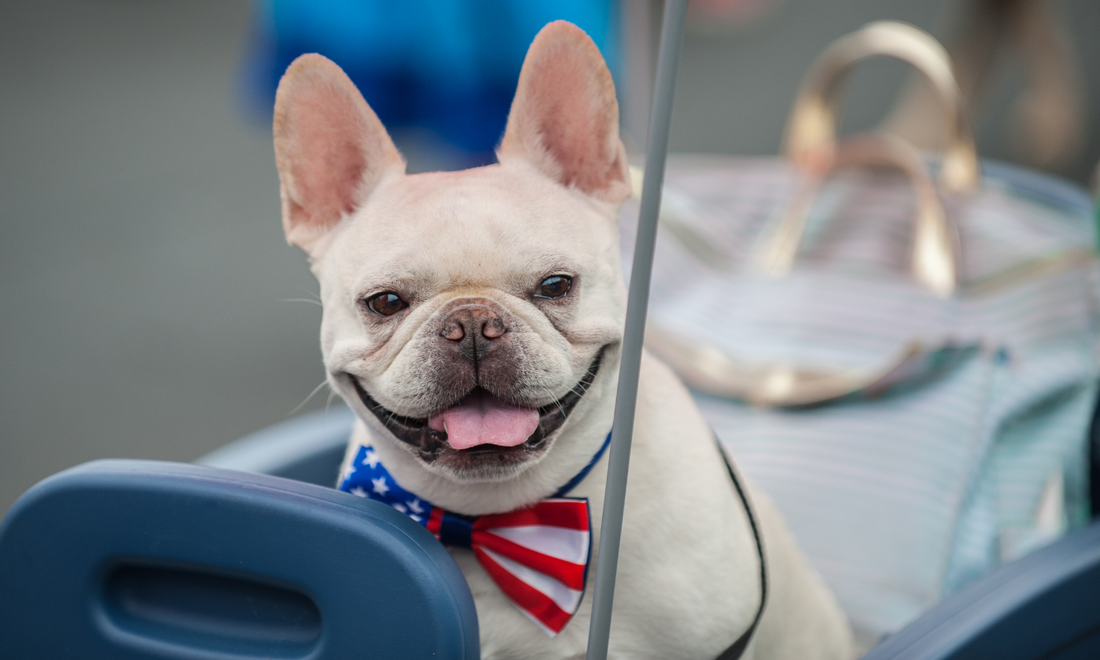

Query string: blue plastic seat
4 407 1100 659
194 407 356 487
0 445 479 659
863 518 1100 660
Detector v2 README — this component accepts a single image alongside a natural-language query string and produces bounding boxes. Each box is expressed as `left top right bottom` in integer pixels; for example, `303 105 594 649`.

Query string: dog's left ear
498 21 631 206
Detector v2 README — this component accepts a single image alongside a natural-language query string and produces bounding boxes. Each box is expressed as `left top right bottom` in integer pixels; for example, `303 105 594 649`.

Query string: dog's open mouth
347 352 602 469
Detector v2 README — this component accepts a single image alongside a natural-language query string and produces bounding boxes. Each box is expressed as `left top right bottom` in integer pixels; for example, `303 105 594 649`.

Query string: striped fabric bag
622 22 1100 645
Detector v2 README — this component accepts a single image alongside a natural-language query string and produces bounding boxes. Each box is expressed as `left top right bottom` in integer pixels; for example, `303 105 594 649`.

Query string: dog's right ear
273 54 404 253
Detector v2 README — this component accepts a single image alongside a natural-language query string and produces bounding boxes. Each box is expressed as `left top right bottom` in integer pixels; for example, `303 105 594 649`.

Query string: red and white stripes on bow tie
427 498 591 635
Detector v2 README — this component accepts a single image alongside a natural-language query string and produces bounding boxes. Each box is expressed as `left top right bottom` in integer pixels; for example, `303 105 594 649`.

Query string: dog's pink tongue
428 390 539 450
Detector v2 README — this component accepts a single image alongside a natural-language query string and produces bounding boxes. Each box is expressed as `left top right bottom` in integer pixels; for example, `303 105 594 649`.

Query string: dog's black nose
439 304 507 349
435 299 514 382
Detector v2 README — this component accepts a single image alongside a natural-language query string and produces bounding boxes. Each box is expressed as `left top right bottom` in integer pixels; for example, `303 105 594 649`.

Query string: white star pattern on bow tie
349 486 367 498
407 498 424 514
362 448 381 468
372 476 390 496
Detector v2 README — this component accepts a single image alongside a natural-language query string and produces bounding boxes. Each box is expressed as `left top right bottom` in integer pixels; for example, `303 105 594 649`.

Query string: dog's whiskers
279 286 323 306
289 379 332 416
385 407 401 428
570 380 592 398
538 385 569 419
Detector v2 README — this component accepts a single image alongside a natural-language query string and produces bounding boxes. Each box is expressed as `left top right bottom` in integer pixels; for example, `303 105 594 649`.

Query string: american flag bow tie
339 441 606 636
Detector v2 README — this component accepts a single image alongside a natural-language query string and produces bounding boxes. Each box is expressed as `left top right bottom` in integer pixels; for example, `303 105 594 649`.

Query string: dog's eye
536 275 572 299
365 292 408 316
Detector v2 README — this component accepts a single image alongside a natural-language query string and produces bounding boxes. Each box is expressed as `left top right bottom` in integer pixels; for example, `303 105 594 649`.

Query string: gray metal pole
585 1 688 658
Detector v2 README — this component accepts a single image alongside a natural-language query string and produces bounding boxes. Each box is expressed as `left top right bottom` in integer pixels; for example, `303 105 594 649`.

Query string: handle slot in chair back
0 459 480 659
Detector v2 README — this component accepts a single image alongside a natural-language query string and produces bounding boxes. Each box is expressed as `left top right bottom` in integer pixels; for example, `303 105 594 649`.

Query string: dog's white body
274 21 851 659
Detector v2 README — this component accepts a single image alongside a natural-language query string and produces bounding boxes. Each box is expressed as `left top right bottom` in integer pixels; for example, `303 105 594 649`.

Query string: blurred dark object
242 0 619 168
885 0 1085 174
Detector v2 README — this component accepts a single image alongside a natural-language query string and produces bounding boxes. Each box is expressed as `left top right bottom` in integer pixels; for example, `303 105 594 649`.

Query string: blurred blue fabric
244 0 620 165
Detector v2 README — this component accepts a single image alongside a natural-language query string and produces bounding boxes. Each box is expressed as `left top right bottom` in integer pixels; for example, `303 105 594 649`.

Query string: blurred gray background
1 0 1097 515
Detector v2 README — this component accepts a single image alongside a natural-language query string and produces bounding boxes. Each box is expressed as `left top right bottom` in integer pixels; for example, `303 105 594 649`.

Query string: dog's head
273 22 631 512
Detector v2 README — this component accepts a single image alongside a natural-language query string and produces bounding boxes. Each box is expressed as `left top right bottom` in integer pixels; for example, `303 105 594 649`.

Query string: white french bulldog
273 20 851 660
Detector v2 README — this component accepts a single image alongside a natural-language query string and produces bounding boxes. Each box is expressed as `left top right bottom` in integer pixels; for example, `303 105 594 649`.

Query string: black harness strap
714 442 768 660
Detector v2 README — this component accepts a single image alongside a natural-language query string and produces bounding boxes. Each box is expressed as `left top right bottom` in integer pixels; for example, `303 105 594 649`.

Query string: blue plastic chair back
0 459 479 659
195 407 355 486
863 519 1100 660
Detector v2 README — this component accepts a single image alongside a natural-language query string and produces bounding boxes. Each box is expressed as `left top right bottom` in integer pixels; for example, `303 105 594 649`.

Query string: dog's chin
343 351 603 480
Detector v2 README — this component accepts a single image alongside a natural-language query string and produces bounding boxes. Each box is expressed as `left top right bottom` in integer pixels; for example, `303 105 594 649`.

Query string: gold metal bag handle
784 20 981 195
755 131 958 297
649 133 962 407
